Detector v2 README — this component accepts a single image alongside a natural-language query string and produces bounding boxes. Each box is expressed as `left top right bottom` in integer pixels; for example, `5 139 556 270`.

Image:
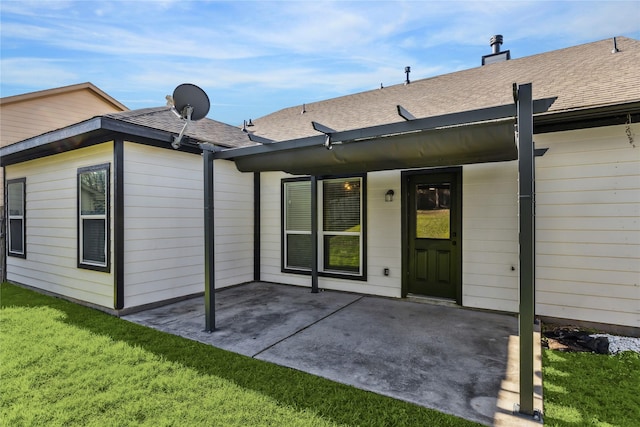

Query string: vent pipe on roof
490 35 503 54
482 35 510 65
612 37 620 53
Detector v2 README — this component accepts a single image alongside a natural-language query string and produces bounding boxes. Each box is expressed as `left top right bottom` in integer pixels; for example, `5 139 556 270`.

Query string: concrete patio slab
123 282 542 426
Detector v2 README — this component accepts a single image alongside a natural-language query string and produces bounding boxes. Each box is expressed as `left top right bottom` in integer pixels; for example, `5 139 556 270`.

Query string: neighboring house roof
0 82 129 147
1 82 127 111
249 37 640 141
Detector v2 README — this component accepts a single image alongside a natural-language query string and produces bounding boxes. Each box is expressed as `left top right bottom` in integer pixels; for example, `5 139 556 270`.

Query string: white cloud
1 0 638 123
0 57 78 89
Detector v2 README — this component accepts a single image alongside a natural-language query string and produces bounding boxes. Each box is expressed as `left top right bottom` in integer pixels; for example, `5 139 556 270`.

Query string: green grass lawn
1 282 480 427
542 349 640 427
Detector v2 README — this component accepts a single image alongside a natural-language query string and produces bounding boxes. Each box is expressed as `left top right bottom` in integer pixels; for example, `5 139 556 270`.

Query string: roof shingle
105 107 252 148
250 37 640 141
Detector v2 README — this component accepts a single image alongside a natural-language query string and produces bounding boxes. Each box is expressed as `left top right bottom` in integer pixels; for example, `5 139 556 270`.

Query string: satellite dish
169 83 210 149
173 83 210 121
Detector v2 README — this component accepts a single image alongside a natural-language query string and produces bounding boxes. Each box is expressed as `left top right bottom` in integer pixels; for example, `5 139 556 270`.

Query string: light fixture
385 189 394 202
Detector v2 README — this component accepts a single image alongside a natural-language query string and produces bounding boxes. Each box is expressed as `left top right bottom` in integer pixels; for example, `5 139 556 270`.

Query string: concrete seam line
251 295 366 358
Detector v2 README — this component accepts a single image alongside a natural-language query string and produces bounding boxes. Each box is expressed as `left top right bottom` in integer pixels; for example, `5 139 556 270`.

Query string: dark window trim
6 177 26 259
77 163 111 272
281 174 367 281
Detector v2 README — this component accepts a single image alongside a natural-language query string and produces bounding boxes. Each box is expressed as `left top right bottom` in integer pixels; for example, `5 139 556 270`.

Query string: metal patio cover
214 99 555 175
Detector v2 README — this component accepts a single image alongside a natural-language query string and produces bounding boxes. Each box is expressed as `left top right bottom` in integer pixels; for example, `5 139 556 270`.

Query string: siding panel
534 124 640 328
4 143 115 308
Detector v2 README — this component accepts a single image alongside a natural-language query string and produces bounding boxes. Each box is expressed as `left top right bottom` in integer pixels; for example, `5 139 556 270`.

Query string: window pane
82 219 106 264
8 182 23 216
416 184 450 239
285 181 311 231
9 219 23 254
323 179 360 232
286 234 312 269
323 235 359 272
80 170 107 215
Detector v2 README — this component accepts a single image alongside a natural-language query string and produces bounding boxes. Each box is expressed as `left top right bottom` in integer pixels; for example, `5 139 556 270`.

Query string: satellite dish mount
168 83 210 149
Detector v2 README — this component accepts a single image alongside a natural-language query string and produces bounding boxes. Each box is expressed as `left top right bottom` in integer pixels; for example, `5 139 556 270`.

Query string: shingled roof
104 107 252 148
249 37 640 141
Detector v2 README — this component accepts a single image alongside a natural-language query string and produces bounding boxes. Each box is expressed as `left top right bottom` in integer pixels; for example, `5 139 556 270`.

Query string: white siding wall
123 147 254 308
214 159 254 288
122 143 204 307
4 143 115 308
257 125 640 329
261 172 307 287
535 124 640 328
462 162 520 312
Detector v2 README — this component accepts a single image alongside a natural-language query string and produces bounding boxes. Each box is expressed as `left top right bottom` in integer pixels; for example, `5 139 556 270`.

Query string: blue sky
1 1 639 126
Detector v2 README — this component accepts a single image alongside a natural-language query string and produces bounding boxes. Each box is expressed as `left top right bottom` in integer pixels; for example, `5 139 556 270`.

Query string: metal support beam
248 133 276 144
311 176 319 293
203 148 216 332
517 83 535 416
254 172 261 281
397 105 416 121
214 98 556 161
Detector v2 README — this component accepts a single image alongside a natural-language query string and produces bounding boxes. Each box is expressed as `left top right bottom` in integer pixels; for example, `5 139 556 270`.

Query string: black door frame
401 166 462 304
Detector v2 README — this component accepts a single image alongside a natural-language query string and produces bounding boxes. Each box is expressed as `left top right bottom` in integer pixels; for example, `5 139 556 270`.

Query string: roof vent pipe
404 66 411 85
612 37 619 53
482 35 510 65
490 35 503 54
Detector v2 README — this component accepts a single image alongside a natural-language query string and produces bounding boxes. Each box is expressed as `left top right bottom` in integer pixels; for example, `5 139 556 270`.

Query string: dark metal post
518 83 535 415
113 138 125 309
254 172 261 282
203 147 215 332
311 176 319 293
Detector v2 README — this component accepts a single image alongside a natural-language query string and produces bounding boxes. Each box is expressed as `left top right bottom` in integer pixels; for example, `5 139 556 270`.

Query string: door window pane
416 184 450 239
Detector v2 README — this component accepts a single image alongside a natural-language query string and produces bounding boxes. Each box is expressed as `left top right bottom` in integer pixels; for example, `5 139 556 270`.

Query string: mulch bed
542 327 609 354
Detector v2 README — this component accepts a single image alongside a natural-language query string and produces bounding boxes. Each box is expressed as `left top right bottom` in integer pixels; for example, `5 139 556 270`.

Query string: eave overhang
0 116 203 166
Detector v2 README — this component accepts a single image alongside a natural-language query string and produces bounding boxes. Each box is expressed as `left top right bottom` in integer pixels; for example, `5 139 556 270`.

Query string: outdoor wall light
385 189 395 202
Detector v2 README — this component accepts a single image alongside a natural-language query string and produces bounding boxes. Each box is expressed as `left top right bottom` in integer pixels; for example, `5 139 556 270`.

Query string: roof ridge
105 106 168 119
